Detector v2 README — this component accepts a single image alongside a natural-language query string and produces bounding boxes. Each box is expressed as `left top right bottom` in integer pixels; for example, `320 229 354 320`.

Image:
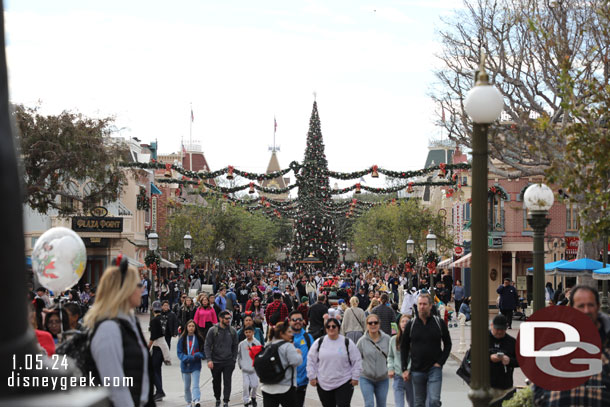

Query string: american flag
274 117 277 133
191 107 194 122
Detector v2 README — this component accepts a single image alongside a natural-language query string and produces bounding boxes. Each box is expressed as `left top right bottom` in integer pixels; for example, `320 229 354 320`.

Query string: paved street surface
138 313 473 407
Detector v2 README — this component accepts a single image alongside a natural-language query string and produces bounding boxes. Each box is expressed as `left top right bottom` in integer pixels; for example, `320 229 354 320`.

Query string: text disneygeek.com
8 371 133 391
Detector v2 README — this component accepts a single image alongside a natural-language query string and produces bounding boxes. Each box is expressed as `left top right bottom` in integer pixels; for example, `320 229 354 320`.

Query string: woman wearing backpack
177 320 205 407
340 296 366 344
387 315 414 407
85 257 154 407
306 318 362 407
259 322 303 407
357 313 391 407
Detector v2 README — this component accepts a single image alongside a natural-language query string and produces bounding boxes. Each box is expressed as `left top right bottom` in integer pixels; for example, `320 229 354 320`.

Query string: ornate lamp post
406 237 415 288
524 183 554 312
147 231 159 318
426 230 437 288
463 53 504 407
183 231 192 273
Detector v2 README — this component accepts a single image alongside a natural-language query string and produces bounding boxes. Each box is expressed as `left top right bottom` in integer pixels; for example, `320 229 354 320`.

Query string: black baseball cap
492 314 508 330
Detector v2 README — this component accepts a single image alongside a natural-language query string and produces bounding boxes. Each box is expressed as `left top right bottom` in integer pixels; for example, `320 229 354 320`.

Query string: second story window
523 207 533 231
566 203 579 232
489 195 505 232
60 182 80 211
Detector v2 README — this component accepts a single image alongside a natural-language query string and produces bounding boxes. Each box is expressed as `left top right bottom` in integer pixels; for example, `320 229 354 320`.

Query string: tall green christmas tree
293 101 338 267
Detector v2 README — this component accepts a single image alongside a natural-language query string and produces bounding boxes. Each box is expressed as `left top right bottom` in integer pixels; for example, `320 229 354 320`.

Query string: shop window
489 195 504 232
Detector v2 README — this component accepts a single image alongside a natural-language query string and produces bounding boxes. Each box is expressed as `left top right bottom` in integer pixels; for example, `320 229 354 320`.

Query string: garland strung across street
325 162 471 180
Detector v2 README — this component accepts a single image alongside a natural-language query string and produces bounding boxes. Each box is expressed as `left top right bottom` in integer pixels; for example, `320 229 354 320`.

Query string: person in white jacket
400 287 419 317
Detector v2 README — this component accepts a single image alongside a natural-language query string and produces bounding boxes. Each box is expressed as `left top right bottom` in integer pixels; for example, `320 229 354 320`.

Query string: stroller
513 297 528 321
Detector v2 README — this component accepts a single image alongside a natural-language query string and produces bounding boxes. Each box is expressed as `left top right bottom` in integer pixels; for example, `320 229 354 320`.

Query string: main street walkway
138 313 473 407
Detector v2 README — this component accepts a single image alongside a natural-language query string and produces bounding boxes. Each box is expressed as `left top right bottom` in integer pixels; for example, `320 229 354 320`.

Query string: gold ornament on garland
227 165 235 180
371 165 379 178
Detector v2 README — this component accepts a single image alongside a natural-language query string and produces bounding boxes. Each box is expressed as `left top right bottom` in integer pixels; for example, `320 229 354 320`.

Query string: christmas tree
292 101 338 267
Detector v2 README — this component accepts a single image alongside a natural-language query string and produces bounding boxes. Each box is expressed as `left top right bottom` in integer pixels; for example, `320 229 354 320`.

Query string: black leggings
316 380 354 407
262 386 296 407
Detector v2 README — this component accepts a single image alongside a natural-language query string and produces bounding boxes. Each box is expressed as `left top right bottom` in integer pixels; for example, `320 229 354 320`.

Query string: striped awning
449 253 471 268
437 258 453 268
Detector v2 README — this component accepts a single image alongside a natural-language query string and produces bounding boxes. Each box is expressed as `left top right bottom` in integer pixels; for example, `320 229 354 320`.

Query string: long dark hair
180 319 204 354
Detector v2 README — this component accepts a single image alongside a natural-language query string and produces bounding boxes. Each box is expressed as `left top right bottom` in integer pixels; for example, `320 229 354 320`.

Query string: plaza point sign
72 217 123 233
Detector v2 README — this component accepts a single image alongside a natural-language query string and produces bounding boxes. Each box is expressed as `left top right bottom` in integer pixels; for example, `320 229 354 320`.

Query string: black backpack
269 303 283 325
254 341 290 384
55 319 121 383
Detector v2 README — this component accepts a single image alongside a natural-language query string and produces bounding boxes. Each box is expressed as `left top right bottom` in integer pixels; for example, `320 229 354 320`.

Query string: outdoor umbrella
526 259 569 275
592 266 610 280
550 258 604 276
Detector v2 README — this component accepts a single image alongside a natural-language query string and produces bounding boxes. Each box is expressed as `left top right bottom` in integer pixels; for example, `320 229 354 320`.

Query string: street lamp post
406 237 415 288
463 53 504 407
426 230 437 288
183 231 192 276
524 183 554 312
147 231 159 318
341 243 347 264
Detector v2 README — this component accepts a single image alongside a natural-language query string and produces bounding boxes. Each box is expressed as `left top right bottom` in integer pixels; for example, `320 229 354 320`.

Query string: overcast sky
5 0 464 180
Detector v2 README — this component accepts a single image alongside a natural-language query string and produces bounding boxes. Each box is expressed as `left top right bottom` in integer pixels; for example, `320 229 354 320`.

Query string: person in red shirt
28 302 55 356
264 292 289 328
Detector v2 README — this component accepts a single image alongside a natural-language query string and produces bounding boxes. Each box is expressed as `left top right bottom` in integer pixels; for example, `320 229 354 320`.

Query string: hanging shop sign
72 217 123 233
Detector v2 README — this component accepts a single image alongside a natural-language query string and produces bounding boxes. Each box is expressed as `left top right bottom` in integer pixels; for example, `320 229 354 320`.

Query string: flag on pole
274 117 277 133
182 143 187 155
191 107 194 122
441 106 446 123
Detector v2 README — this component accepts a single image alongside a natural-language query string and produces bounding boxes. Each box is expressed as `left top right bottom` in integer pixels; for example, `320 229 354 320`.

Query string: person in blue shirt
215 286 227 311
237 315 265 345
459 297 471 321
288 309 314 407
177 320 205 407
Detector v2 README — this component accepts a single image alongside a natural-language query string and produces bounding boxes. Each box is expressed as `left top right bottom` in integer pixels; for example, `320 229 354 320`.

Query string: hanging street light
183 231 192 250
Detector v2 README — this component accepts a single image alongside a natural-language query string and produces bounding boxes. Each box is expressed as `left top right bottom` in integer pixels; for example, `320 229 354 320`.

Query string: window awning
449 253 471 268
160 257 177 269
151 182 162 195
437 258 452 268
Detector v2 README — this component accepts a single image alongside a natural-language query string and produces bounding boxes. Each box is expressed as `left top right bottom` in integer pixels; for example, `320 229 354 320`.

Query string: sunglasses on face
326 325 338 329
367 321 380 325
291 318 303 322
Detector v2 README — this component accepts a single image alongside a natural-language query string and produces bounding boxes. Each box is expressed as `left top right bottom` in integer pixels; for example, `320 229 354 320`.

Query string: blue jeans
182 370 201 403
393 376 414 407
411 366 442 407
359 377 389 407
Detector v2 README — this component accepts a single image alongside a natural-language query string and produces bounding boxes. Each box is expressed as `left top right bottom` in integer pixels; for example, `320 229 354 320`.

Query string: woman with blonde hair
356 313 390 407
366 298 380 316
85 257 154 407
340 296 366 344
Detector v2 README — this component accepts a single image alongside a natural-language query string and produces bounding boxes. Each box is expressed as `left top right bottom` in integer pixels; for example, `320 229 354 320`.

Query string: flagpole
189 102 193 147
273 115 276 153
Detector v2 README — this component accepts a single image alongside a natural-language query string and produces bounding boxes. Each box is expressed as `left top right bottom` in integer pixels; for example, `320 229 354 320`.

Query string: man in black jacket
496 278 519 329
308 294 329 339
356 286 370 311
401 293 452 407
488 314 518 404
205 310 239 407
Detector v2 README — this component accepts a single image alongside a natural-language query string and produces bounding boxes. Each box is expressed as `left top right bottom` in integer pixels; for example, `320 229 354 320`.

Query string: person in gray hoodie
205 310 239 407
238 326 262 407
357 313 391 407
260 321 303 407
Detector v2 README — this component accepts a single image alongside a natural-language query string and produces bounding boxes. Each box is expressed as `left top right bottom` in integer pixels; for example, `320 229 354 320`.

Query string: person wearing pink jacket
194 294 218 348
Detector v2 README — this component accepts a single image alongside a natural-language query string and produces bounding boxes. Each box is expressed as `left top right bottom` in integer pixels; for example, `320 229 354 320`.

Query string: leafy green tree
352 200 451 264
14 104 127 215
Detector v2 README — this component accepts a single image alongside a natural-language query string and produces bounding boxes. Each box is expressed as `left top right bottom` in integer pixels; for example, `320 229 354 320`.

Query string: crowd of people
26 260 610 407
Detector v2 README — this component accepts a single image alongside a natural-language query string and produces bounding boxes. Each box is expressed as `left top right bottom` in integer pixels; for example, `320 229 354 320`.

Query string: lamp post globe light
147 231 159 251
183 231 192 250
406 237 415 255
463 53 504 407
524 183 554 312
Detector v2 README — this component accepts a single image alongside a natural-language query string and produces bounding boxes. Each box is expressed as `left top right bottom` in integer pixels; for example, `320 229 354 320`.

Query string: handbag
456 347 471 385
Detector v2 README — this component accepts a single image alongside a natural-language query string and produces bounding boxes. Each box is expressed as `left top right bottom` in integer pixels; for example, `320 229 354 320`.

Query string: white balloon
32 227 87 293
